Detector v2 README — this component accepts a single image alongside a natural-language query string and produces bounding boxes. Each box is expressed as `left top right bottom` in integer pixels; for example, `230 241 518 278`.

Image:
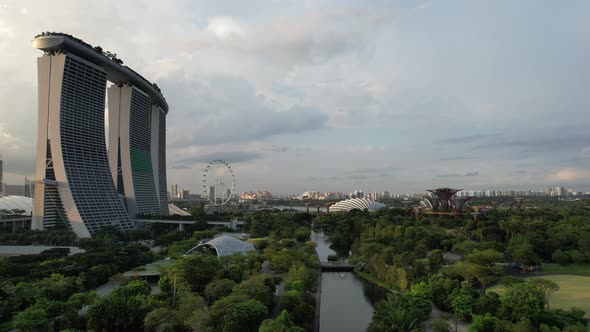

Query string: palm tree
368 293 422 332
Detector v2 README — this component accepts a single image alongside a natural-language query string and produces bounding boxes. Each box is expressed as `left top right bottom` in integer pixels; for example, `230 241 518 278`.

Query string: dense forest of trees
1 199 589 331
314 199 590 331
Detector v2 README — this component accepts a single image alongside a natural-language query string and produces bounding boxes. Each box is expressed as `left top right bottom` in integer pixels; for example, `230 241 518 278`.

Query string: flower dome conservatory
329 198 385 212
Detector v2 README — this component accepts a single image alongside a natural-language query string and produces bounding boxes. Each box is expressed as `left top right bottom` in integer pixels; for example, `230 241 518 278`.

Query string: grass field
539 263 590 276
489 275 590 317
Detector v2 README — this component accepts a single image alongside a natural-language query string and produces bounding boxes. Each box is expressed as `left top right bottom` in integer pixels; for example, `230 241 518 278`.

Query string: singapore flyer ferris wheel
202 160 236 205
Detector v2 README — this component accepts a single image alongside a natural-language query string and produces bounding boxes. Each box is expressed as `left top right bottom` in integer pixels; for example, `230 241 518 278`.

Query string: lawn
488 275 590 317
539 263 590 276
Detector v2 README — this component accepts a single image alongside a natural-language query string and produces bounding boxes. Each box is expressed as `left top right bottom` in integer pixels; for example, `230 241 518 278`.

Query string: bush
552 250 571 265
430 317 450 332
204 279 236 303
327 255 339 262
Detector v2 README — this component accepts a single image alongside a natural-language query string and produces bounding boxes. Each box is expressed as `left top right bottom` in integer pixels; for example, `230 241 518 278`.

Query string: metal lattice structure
202 160 235 205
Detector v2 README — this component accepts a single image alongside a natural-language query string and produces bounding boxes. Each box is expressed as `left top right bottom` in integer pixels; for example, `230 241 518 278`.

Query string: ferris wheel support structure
202 159 236 205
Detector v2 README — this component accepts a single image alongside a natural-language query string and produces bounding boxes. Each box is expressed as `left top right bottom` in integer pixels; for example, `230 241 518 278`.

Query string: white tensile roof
329 198 385 212
0 196 33 215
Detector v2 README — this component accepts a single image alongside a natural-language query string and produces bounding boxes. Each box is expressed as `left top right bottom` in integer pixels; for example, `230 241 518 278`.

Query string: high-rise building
180 189 190 200
108 85 167 217
0 154 3 193
171 184 178 199
555 187 565 197
209 186 215 203
31 33 169 237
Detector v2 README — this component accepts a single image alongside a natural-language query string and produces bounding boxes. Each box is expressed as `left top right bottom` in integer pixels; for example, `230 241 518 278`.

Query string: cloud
207 16 245 39
471 133 590 152
347 166 399 174
0 123 19 151
438 134 499 144
1 1 590 193
173 151 262 167
167 76 328 147
435 173 461 178
464 171 479 176
548 168 590 182
439 156 478 161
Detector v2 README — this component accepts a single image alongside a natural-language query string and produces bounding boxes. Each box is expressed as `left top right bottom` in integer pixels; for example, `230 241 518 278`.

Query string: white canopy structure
329 198 385 212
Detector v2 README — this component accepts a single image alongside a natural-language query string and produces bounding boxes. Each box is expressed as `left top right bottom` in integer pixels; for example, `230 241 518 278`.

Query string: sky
0 0 589 195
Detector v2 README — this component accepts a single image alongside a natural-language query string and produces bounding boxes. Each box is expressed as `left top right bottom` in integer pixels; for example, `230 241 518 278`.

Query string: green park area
489 275 590 317
540 263 590 276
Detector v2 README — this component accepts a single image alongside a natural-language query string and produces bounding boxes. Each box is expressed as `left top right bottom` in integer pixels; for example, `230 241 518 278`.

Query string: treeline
314 201 590 331
0 242 153 330
0 229 77 246
86 211 319 332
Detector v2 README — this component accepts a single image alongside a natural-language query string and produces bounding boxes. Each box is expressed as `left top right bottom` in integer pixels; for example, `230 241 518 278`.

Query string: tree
465 249 504 266
144 308 183 332
451 290 475 321
500 282 545 323
429 275 460 311
429 249 445 272
450 261 479 284
279 290 316 330
368 293 421 332
530 278 560 309
184 307 211 332
168 254 220 293
512 317 534 332
469 314 511 332
460 250 504 294
294 227 311 242
13 304 52 331
221 299 267 332
407 282 432 320
285 263 315 291
204 279 236 303
87 293 145 332
259 310 306 332
552 250 570 265
430 316 450 332
507 242 538 266
233 274 275 307
116 280 151 297
473 292 501 316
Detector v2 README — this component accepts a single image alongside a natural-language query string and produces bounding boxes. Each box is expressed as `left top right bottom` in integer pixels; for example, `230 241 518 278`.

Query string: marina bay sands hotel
31 33 169 237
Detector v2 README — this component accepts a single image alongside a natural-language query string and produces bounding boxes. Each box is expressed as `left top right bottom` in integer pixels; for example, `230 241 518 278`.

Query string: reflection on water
312 231 387 332
310 229 334 262
320 272 376 332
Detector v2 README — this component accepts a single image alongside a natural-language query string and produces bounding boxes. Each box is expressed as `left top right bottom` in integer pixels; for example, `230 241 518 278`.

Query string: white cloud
0 123 19 151
206 16 244 39
548 168 590 182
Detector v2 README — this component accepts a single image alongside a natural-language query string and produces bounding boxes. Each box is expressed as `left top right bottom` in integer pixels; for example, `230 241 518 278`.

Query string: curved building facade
31 33 168 237
329 198 386 212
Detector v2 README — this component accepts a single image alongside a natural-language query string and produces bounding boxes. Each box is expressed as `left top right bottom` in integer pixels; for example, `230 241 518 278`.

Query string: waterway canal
311 231 386 332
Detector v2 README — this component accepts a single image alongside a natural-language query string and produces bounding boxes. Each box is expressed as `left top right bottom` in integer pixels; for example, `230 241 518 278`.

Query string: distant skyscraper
0 154 3 194
209 186 215 203
31 33 169 237
180 189 189 200
171 184 178 199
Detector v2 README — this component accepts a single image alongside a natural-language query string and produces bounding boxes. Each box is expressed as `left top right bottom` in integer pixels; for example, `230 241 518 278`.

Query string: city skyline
1 1 590 193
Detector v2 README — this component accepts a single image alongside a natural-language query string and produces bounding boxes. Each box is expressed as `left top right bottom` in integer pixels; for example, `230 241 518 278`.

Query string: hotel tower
31 33 168 237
